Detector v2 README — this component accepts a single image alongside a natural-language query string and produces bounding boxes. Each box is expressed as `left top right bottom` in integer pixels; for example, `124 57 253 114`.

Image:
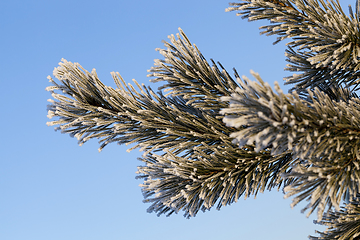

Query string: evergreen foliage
46 0 360 238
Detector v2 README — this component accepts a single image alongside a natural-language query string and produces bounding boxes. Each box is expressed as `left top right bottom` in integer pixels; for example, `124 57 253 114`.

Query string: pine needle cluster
46 0 360 238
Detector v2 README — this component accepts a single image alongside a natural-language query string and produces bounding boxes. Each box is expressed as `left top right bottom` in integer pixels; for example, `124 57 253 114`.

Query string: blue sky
2 0 350 239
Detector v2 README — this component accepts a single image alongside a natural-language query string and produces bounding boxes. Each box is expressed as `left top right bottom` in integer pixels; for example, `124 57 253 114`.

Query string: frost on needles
46 0 360 239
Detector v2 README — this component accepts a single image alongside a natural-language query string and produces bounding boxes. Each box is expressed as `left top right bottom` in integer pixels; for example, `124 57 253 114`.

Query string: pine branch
136 149 292 218
147 28 239 111
46 30 296 217
284 47 360 94
227 0 357 49
44 0 360 237
310 197 360 240
228 0 360 94
284 160 360 221
46 59 235 155
221 71 360 219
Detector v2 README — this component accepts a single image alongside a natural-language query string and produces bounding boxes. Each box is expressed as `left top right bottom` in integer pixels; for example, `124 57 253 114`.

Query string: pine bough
46 0 360 239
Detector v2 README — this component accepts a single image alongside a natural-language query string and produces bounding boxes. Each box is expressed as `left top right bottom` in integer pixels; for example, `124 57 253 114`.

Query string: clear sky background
4 0 356 239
